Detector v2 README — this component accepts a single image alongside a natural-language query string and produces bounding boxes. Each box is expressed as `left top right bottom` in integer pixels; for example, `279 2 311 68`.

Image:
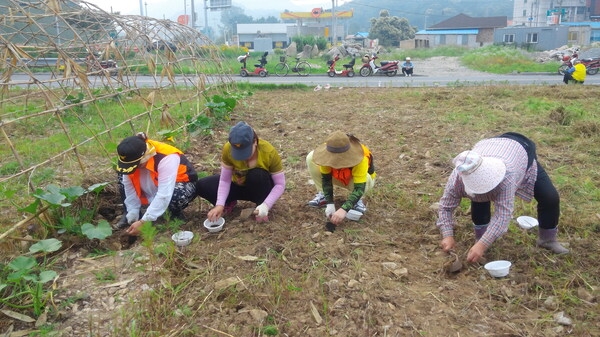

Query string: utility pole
139 0 143 16
331 0 336 46
204 0 209 37
191 0 195 28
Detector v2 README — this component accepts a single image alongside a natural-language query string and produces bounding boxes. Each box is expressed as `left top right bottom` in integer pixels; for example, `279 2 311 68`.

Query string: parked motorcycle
86 55 119 76
359 52 399 77
558 54 600 75
239 51 268 77
327 55 355 77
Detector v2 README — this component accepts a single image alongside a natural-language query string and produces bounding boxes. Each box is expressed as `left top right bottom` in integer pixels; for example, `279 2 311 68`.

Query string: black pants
563 73 583 84
402 67 413 75
471 133 560 229
195 168 274 206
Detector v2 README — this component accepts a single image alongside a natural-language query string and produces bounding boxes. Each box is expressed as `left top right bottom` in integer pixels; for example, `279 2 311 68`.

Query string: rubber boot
115 216 129 230
474 224 488 241
537 228 569 254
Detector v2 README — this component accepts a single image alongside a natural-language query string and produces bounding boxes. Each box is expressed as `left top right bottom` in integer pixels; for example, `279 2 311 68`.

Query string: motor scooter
326 55 355 77
239 51 268 77
85 54 119 76
359 52 399 77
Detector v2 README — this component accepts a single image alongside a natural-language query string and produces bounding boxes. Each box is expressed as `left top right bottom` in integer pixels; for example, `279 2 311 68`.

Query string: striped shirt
437 137 538 247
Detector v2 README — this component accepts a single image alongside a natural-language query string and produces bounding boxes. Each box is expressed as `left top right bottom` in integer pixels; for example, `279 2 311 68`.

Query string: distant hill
233 0 514 39
328 0 513 34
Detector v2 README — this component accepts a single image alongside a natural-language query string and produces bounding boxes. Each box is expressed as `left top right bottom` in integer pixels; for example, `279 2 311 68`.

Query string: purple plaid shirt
437 137 538 247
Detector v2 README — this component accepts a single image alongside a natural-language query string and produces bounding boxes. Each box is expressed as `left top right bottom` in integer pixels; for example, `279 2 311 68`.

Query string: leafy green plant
30 324 58 336
81 220 113 240
20 183 111 238
205 94 236 120
94 268 117 282
186 114 214 136
262 325 279 336
0 239 62 317
139 221 160 270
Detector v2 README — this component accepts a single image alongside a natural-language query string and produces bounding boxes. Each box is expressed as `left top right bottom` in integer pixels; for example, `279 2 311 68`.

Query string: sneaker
308 192 327 208
353 199 367 214
223 200 237 214
408 74 412 77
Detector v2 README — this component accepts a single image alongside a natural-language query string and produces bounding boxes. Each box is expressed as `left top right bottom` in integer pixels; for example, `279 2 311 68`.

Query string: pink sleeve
263 172 286 209
215 166 233 206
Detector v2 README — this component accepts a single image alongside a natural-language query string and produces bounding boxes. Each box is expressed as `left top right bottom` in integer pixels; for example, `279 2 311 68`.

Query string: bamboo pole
0 204 51 242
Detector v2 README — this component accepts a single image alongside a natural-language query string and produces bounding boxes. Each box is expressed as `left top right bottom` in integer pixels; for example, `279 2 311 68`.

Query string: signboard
209 0 231 8
547 14 560 25
177 15 190 25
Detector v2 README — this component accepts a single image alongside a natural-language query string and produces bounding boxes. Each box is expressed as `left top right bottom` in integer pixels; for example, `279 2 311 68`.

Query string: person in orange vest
196 121 286 223
115 132 198 236
306 131 376 231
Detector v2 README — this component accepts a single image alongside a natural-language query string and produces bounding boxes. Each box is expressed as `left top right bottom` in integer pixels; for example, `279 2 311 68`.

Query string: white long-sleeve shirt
123 154 180 222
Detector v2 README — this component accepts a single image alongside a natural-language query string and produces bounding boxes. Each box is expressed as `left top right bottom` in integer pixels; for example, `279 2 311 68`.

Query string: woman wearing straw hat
115 132 198 236
196 121 286 223
436 132 569 263
307 131 376 228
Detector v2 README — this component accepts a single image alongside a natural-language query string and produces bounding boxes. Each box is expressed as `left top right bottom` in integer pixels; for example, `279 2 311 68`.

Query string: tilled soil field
3 85 600 337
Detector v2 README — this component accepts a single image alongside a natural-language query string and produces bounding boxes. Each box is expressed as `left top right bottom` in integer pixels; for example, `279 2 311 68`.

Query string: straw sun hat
312 131 364 169
453 151 506 194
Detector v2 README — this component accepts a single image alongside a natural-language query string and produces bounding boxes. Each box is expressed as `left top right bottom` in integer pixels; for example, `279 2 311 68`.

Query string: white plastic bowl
516 216 539 230
203 217 225 233
345 209 363 221
171 231 194 247
484 260 512 278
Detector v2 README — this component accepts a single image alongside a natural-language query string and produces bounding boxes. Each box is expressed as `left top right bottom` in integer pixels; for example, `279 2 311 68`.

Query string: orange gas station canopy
280 8 354 20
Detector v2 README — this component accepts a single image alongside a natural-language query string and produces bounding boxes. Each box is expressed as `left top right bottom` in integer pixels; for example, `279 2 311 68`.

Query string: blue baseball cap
228 122 254 160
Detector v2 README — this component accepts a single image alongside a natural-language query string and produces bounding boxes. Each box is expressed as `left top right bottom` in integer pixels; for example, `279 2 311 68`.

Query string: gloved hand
255 203 269 217
325 204 336 218
255 203 269 223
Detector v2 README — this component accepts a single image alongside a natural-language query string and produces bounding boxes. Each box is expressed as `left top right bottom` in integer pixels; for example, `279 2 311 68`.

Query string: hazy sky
85 0 349 18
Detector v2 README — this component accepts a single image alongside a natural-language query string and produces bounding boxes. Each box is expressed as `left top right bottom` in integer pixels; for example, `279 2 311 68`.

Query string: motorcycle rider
401 57 414 77
563 59 586 84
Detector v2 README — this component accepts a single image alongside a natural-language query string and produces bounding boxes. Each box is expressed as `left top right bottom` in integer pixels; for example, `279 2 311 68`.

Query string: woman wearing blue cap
196 121 286 223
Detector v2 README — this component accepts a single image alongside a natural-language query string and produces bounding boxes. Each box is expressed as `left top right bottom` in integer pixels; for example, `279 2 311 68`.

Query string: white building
512 0 597 27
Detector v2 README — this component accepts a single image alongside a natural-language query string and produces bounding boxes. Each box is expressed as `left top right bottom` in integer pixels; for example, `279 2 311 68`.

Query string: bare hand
125 220 144 236
329 208 347 225
440 237 455 252
207 205 224 222
466 241 486 263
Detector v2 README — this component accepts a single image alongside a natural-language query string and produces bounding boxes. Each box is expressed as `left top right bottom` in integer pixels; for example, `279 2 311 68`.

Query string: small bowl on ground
345 209 363 221
484 260 512 278
171 231 194 247
203 217 225 233
516 216 538 230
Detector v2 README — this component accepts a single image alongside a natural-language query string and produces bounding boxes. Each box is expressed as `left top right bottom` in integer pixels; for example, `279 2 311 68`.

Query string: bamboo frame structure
0 0 235 234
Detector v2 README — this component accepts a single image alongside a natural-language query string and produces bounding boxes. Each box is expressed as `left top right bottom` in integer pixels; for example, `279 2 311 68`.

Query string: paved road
4 72 597 88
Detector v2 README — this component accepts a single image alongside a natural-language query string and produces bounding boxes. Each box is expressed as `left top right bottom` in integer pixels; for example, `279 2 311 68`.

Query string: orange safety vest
128 140 197 205
331 144 374 186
